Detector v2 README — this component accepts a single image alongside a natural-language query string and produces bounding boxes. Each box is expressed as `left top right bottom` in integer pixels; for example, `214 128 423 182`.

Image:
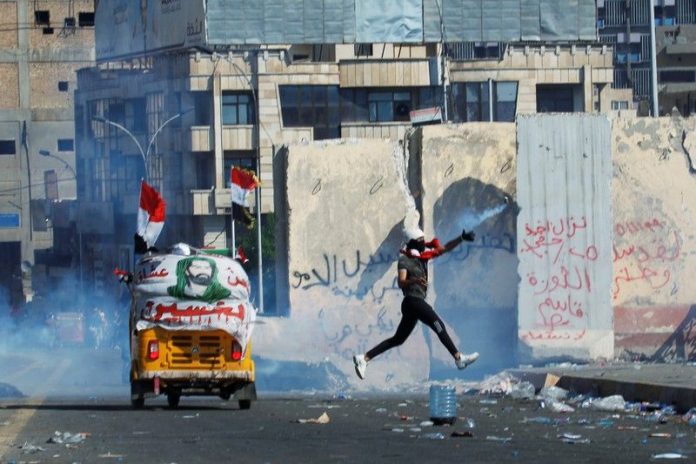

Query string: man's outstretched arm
438 229 476 255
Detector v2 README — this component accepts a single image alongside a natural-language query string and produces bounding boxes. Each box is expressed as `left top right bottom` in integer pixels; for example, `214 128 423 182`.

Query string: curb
509 368 696 413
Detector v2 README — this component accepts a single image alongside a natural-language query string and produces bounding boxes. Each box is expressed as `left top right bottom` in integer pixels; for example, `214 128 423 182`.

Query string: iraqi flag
230 166 260 228
135 181 166 254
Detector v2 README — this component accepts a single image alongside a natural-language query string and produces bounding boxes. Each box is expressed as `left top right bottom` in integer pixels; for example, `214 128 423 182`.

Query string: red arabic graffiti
142 269 169 279
227 275 250 290
525 216 588 239
527 266 592 295
144 301 245 323
615 218 665 237
522 215 593 337
537 294 585 332
521 329 587 341
611 221 681 300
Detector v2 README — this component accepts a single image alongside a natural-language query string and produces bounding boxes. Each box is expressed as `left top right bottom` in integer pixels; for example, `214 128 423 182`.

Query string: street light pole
92 117 148 180
93 109 191 182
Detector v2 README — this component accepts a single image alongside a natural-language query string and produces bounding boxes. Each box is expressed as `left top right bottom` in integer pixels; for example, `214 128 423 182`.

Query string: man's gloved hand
461 229 476 242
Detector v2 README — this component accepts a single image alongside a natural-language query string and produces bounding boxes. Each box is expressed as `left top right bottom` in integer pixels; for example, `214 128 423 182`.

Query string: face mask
408 239 425 253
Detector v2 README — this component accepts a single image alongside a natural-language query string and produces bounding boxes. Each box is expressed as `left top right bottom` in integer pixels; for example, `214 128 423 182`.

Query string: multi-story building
597 0 696 114
74 1 611 312
0 0 94 307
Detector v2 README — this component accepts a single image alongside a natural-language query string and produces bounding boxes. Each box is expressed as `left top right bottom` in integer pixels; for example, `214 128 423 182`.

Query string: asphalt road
1 393 695 464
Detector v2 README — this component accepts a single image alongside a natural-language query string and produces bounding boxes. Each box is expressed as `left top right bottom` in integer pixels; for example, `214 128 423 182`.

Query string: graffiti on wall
291 250 401 303
520 215 596 341
612 217 682 300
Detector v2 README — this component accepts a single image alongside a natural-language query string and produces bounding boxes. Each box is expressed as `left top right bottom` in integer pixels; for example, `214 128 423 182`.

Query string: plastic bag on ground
508 381 535 400
547 399 575 413
538 386 569 402
589 395 626 412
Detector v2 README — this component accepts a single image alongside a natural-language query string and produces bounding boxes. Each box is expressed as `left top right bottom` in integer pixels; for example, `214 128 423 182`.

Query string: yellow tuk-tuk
120 245 257 409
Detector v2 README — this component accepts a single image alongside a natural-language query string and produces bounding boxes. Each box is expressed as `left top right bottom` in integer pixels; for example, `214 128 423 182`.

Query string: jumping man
353 225 479 379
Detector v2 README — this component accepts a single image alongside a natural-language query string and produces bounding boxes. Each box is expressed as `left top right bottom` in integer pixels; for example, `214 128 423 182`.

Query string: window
612 100 629 110
279 85 340 140
57 139 74 152
108 102 125 124
58 81 68 92
64 17 75 28
368 91 411 122
537 85 576 113
222 92 255 125
451 82 489 122
196 157 214 189
354 44 373 57
339 89 368 123
42 27 54 35
494 82 518 122
193 92 212 126
0 139 16 155
34 10 50 25
473 42 502 59
78 12 95 27
127 98 147 133
660 70 695 83
44 170 58 201
450 81 516 122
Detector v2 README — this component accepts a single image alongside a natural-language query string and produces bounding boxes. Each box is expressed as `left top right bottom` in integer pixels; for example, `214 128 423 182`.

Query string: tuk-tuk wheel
167 393 180 408
131 396 145 409
239 399 251 410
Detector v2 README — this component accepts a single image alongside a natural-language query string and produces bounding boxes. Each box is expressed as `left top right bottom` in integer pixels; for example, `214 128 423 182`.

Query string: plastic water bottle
429 385 457 425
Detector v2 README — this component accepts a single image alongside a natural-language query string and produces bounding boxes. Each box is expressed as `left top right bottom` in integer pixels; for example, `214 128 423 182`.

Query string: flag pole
255 175 263 314
231 217 236 254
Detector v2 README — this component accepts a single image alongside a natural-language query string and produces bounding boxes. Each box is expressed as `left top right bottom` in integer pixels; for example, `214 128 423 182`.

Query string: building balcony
341 122 411 140
339 59 437 88
191 188 257 216
189 126 257 152
189 126 212 152
222 125 255 150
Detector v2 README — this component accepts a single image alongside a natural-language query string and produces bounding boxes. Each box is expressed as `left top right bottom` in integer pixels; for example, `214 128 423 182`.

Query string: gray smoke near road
0 273 129 399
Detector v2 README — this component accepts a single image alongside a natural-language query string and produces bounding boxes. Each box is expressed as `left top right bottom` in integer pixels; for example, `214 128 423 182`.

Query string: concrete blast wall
517 115 614 360
260 114 696 391
612 116 696 362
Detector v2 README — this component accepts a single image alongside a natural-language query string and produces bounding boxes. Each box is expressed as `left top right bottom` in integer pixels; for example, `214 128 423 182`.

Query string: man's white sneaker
353 354 367 380
456 352 479 370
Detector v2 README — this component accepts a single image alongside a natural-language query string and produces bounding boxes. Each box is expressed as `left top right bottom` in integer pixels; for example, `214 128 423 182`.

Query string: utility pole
649 0 659 116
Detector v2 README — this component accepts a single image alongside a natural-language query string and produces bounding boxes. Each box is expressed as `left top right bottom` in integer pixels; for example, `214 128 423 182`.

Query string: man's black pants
366 295 458 360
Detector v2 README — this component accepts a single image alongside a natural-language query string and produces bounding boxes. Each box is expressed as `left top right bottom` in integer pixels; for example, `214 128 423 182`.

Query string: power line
0 176 75 196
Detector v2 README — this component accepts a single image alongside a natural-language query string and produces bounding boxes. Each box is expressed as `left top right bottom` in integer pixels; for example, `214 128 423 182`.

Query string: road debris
295 411 330 424
451 430 474 438
585 395 626 412
421 432 446 440
19 442 45 454
558 433 590 444
47 431 88 445
648 433 673 438
651 453 687 459
538 386 569 402
99 452 126 459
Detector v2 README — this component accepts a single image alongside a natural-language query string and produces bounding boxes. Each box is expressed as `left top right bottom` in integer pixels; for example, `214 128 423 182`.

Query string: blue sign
0 213 20 228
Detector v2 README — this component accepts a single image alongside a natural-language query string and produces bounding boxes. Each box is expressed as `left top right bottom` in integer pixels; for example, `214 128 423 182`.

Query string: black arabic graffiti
370 176 384 195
